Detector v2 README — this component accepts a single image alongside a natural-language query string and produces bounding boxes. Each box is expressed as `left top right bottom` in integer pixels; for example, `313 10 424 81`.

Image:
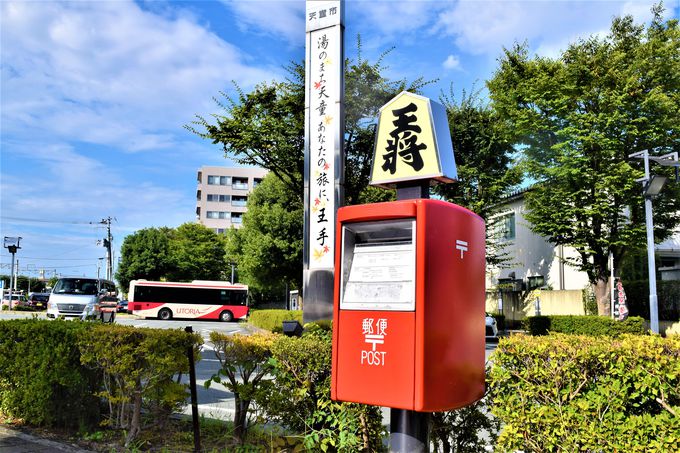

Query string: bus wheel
158 308 173 321
219 310 233 322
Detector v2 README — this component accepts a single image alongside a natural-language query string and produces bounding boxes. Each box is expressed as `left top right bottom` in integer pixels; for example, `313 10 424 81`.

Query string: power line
0 216 104 226
0 257 98 261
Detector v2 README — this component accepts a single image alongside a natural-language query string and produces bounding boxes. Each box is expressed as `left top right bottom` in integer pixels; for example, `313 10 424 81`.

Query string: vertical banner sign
307 1 342 269
303 0 344 321
613 278 629 321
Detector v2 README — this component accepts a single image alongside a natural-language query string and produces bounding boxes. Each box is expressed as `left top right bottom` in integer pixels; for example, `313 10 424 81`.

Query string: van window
53 278 99 295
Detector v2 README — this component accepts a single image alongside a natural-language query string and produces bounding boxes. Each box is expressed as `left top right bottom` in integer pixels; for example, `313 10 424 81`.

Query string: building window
207 211 230 219
490 212 516 241
207 176 231 186
207 194 232 203
215 228 226 234
253 178 263 188
231 213 243 224
232 195 248 207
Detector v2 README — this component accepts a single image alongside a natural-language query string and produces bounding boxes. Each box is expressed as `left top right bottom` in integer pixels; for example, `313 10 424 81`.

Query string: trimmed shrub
524 315 645 336
79 324 202 446
207 332 276 444
624 280 680 321
489 334 680 451
248 309 303 332
256 329 384 452
0 319 100 428
491 314 506 332
430 391 500 453
304 319 333 334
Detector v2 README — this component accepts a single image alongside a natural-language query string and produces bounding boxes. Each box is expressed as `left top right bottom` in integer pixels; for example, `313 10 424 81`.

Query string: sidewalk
0 425 92 453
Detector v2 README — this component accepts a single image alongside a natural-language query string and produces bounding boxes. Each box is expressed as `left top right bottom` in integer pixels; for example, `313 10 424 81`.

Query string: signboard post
303 0 345 323
332 92 485 452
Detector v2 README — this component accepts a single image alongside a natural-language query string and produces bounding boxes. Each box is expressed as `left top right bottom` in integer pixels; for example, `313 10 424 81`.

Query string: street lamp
3 236 22 310
629 150 679 334
229 262 236 284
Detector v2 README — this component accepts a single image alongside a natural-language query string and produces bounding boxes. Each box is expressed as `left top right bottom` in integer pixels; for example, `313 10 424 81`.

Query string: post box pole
389 409 430 452
388 182 431 453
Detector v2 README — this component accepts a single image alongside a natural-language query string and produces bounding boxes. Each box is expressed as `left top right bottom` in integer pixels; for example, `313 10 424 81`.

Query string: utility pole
96 217 114 281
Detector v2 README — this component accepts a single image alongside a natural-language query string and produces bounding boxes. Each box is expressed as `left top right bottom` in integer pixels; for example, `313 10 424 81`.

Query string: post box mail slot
331 199 486 412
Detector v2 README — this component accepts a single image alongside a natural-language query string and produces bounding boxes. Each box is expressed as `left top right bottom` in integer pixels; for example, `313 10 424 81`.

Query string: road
0 311 499 421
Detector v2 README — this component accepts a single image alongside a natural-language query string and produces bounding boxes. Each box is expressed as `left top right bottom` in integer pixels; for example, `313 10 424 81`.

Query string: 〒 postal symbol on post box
361 318 387 366
455 239 468 259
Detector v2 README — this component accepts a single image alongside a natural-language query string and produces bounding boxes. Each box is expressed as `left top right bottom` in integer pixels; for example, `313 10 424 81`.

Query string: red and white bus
128 280 249 322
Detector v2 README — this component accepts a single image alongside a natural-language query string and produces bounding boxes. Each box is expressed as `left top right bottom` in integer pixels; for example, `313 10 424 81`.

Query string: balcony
232 196 248 207
232 177 249 190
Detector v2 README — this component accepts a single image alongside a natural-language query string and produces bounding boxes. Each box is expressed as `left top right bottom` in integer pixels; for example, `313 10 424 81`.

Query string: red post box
331 199 485 412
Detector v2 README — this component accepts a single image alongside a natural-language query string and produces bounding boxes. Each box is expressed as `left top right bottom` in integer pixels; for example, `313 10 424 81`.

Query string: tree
487 6 680 315
166 223 228 282
225 173 303 296
434 86 522 267
188 38 431 206
188 40 431 299
116 227 173 291
116 223 227 289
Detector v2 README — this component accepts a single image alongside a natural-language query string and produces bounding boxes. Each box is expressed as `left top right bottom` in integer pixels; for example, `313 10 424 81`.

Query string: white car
485 313 498 338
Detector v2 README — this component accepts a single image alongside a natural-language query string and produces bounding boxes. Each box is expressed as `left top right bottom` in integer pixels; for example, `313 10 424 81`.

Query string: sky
1 0 679 283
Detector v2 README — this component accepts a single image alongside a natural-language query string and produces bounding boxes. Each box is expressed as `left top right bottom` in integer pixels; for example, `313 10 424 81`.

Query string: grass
1 412 304 452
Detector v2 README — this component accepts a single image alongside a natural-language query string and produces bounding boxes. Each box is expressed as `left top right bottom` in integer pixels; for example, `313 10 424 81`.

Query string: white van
47 277 118 321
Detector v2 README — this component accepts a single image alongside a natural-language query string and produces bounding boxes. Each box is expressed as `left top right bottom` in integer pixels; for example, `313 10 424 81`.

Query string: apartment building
196 166 268 233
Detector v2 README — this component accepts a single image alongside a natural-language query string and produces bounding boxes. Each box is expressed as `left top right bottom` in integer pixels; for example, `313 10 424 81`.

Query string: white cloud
0 141 191 265
350 0 441 37
442 54 462 70
1 0 279 153
432 0 663 58
220 0 305 44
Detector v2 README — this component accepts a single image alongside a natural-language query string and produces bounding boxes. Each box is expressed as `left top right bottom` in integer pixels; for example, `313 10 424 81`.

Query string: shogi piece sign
370 91 457 188
331 199 486 411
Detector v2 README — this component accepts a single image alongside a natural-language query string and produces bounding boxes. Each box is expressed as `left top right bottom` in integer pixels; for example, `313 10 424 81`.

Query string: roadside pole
3 237 21 310
185 326 201 453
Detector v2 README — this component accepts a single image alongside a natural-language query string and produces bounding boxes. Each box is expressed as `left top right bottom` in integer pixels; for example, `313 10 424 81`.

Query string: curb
0 425 93 453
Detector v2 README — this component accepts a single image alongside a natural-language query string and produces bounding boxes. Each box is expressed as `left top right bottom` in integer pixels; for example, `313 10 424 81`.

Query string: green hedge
623 280 680 321
248 309 303 332
524 315 646 336
0 319 201 444
0 319 100 428
490 334 680 451
491 314 506 331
